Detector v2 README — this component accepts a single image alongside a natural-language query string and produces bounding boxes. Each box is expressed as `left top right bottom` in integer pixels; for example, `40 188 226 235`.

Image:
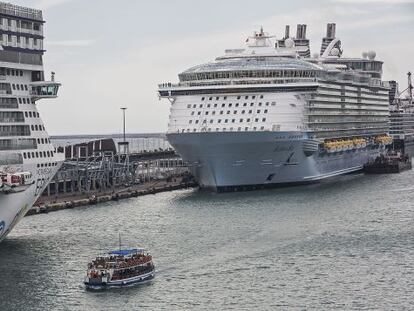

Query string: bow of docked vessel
0 2 63 241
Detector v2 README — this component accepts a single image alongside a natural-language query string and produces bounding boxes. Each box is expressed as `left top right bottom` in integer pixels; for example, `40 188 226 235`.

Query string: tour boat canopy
108 249 145 256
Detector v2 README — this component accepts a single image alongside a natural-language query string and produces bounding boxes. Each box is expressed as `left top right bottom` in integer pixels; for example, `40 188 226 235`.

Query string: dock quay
27 175 197 216
26 136 198 216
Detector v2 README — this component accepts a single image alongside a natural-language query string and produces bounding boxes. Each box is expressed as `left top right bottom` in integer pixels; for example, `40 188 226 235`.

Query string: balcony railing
0 138 36 150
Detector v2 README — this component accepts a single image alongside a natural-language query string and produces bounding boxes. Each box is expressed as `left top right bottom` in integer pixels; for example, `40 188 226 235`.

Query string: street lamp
120 107 127 143
119 107 129 154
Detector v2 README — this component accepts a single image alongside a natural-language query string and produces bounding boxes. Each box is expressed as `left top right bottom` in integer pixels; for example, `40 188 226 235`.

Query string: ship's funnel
326 23 336 39
296 24 307 39
284 25 290 39
320 23 338 56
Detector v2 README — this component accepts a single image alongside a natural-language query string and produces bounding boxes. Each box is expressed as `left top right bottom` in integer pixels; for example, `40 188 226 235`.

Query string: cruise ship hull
168 131 383 192
0 163 61 242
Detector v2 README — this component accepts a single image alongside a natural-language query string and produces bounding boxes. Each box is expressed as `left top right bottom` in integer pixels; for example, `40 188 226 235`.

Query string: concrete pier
27 174 197 216
27 147 197 216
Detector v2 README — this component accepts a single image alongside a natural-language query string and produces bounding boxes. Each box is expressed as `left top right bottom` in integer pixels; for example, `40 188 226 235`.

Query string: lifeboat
352 138 366 149
324 141 335 153
375 135 393 145
345 140 353 151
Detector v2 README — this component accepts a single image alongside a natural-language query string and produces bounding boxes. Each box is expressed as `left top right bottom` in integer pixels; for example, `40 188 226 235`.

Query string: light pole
120 107 127 143
119 107 129 155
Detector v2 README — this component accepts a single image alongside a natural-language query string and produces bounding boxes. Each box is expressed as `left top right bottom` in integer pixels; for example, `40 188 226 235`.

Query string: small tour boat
84 248 155 290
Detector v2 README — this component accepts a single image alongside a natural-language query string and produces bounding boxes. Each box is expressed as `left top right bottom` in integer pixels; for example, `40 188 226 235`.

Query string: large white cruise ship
158 24 391 192
0 2 62 241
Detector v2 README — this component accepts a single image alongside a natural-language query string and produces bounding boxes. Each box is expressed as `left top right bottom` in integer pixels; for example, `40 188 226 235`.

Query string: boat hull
84 271 155 290
167 131 385 192
0 162 62 242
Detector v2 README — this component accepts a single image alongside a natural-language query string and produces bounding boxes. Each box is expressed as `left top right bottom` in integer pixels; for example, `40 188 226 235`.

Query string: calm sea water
1 171 414 310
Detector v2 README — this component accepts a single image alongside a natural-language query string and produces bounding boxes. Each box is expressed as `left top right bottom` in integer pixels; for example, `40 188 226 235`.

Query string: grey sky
13 0 414 135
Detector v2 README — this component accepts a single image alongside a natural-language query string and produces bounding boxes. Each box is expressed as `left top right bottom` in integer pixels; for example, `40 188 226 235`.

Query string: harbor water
1 171 414 310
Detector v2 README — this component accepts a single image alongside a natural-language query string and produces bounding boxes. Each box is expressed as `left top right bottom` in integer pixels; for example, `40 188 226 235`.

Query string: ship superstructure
0 2 62 241
158 24 391 192
388 73 414 155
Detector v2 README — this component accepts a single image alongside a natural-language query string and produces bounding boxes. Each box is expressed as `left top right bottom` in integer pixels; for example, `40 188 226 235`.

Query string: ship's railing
0 2 43 21
159 78 318 89
306 111 388 116
0 138 37 151
0 24 43 36
320 72 389 88
159 75 388 90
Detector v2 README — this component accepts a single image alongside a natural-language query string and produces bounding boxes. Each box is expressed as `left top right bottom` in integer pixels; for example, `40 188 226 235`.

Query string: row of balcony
0 138 36 150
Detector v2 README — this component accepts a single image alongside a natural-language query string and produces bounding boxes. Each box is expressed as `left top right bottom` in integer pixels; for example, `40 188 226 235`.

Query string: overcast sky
13 0 414 135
